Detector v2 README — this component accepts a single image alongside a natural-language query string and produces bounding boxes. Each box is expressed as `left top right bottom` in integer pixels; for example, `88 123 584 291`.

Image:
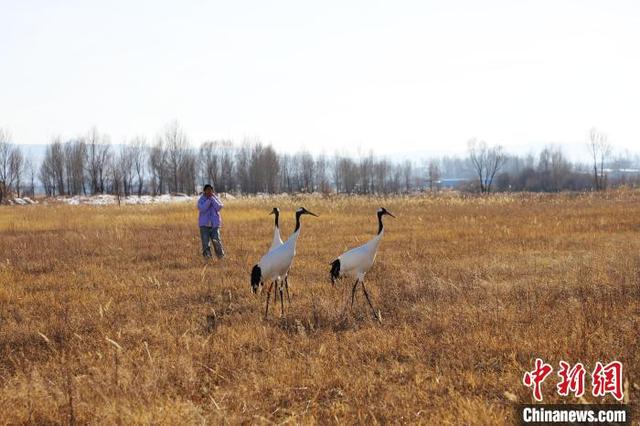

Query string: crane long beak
386 212 396 218
268 211 274 215
306 211 319 217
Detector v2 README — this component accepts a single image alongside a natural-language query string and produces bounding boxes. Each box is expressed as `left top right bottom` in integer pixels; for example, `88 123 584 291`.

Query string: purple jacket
198 194 224 227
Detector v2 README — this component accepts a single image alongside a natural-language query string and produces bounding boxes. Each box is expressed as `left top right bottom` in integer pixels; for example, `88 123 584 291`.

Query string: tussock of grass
0 191 639 423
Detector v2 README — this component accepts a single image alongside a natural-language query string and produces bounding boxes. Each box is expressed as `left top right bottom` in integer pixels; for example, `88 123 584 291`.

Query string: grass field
0 191 638 424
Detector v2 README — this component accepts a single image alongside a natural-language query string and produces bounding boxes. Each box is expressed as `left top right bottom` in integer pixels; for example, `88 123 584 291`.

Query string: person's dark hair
203 184 213 191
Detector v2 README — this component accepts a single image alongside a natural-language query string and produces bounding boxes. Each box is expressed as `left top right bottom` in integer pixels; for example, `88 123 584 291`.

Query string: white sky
1 0 639 158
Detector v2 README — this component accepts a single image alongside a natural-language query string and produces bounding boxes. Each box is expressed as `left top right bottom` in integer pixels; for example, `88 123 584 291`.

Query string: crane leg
350 279 360 309
285 275 291 305
361 281 381 323
280 286 285 316
264 281 274 319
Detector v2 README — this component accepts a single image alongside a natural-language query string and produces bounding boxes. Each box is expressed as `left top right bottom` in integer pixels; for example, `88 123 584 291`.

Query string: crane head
269 207 280 215
378 207 396 218
297 207 318 217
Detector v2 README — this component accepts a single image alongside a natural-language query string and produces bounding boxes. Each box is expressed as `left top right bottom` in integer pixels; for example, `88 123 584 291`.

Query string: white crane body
257 230 298 283
333 230 383 281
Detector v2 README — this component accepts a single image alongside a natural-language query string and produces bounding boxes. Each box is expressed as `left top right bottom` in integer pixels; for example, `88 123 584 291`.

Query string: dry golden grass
0 191 638 424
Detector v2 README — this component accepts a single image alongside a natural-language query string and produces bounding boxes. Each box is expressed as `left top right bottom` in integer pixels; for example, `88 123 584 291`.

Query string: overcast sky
1 0 639 158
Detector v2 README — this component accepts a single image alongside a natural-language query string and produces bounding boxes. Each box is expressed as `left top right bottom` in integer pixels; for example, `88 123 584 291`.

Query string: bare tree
148 138 167 195
235 143 251 193
549 146 570 191
110 153 123 205
246 143 279 193
199 139 236 192
118 144 135 196
329 153 362 194
48 139 66 196
38 154 54 196
427 159 441 193
163 121 190 193
373 158 391 194
0 129 23 203
219 145 235 192
537 147 552 191
467 139 508 193
337 155 358 194
179 149 198 194
587 127 612 190
38 140 63 196
24 158 36 197
391 164 403 194
279 153 293 193
261 145 280 193
298 151 315 192
64 140 86 195
401 160 413 193
315 153 331 193
358 151 375 194
85 128 111 194
11 147 24 198
130 137 148 196
331 153 343 194
200 140 221 189
533 146 569 191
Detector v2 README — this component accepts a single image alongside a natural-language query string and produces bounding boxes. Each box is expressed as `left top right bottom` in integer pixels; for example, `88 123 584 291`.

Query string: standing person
198 184 225 259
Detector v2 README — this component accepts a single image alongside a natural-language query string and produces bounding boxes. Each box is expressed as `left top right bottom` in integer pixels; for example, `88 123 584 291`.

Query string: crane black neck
294 210 303 232
377 211 385 235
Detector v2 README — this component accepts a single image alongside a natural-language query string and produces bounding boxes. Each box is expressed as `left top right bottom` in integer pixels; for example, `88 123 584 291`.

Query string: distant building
438 178 470 189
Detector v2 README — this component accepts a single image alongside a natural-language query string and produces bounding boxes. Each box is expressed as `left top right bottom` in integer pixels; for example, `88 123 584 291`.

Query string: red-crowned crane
268 207 291 304
251 207 318 318
329 207 395 322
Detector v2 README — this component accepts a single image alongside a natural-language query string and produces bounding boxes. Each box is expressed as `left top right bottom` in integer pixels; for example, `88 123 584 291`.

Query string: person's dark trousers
199 226 224 258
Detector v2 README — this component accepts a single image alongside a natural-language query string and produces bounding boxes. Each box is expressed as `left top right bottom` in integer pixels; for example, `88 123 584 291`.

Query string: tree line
0 123 638 203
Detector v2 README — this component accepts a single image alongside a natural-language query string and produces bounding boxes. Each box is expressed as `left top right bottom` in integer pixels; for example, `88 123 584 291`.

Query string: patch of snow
56 194 199 206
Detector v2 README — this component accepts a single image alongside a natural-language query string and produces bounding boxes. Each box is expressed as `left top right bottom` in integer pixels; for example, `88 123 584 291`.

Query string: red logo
523 358 554 402
556 361 586 397
522 359 624 402
591 361 624 401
